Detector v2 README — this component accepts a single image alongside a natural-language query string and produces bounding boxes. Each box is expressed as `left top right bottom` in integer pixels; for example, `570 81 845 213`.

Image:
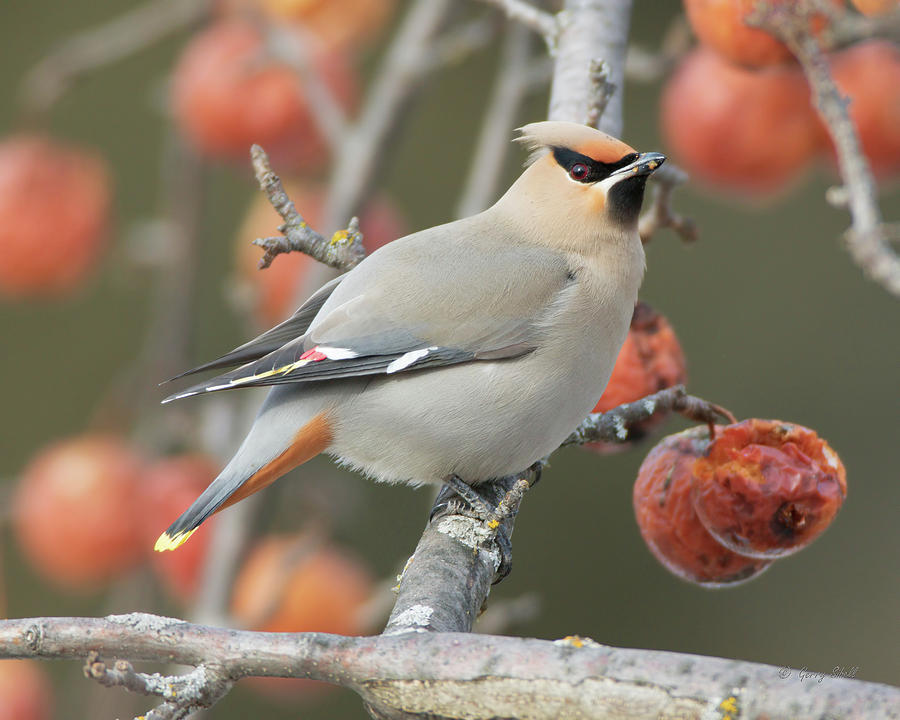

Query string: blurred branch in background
260 21 351 148
625 14 693 82
320 0 455 232
1 613 898 720
475 0 559 49
751 0 900 297
190 399 263 628
423 14 501 73
455 22 534 218
136 132 206 407
638 163 699 245
20 0 210 118
830 3 900 45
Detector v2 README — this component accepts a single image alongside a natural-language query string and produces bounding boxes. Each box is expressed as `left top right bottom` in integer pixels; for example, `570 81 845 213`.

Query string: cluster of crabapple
568 298 848 587
664 0 900 196
633 419 846 585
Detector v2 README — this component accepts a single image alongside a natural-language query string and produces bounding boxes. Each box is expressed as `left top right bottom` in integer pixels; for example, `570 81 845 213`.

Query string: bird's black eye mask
551 146 639 184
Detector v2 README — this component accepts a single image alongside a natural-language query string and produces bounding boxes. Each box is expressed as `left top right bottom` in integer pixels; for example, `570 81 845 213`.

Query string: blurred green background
1 0 897 717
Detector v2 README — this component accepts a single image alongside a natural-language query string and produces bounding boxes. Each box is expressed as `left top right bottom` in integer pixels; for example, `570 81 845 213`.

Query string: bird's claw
430 472 539 584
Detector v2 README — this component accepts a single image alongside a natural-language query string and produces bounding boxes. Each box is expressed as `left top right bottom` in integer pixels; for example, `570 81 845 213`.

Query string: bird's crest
516 121 636 167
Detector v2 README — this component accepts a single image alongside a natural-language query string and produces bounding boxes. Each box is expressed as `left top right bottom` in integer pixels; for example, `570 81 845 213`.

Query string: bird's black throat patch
607 174 648 226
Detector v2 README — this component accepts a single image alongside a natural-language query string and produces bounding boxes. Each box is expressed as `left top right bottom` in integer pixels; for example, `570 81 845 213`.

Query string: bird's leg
430 475 514 580
430 467 541 583
430 478 514 580
434 465 541 522
439 474 496 518
524 460 543 487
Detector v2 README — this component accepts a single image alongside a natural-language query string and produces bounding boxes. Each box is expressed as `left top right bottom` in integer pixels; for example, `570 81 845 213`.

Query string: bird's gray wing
164 220 574 402
165 273 348 382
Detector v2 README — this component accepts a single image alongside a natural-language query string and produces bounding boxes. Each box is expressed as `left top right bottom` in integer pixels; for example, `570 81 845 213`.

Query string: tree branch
84 651 233 719
258 19 350 147
624 14 693 83
249 144 365 271
562 386 736 447
548 0 633 135
638 163 699 245
475 0 559 49
20 0 209 116
320 0 455 233
830 5 900 47
426 17 500 73
456 22 534 218
750 0 900 297
1 614 896 720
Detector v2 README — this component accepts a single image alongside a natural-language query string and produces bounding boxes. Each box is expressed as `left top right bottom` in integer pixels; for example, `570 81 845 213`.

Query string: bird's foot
431 467 541 583
436 473 496 519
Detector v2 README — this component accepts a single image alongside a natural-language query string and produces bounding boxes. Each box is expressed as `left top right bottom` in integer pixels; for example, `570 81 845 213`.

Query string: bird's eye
569 163 589 181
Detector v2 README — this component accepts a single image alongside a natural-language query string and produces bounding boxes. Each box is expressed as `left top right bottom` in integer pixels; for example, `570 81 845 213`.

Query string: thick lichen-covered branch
1 614 897 720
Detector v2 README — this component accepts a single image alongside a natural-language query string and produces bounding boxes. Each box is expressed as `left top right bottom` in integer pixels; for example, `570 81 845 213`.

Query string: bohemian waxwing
155 121 665 551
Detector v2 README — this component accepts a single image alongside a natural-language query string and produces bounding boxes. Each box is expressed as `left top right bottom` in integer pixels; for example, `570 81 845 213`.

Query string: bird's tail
154 410 333 552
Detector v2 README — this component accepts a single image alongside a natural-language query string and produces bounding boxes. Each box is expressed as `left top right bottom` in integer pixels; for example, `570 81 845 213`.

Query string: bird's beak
610 152 666 178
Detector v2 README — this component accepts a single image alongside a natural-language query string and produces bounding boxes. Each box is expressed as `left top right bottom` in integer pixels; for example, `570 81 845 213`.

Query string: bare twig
639 163 698 244
562 386 736 447
829 5 900 47
21 0 209 116
426 16 500 73
2 614 897 719
750 0 900 297
586 58 615 129
456 23 533 218
250 144 365 271
475 0 559 49
84 650 232 719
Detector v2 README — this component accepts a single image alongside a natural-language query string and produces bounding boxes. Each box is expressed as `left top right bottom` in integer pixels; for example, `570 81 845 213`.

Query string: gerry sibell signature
777 665 860 682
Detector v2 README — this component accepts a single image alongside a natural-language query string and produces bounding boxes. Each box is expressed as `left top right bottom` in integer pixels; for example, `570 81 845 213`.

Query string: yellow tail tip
154 528 196 552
